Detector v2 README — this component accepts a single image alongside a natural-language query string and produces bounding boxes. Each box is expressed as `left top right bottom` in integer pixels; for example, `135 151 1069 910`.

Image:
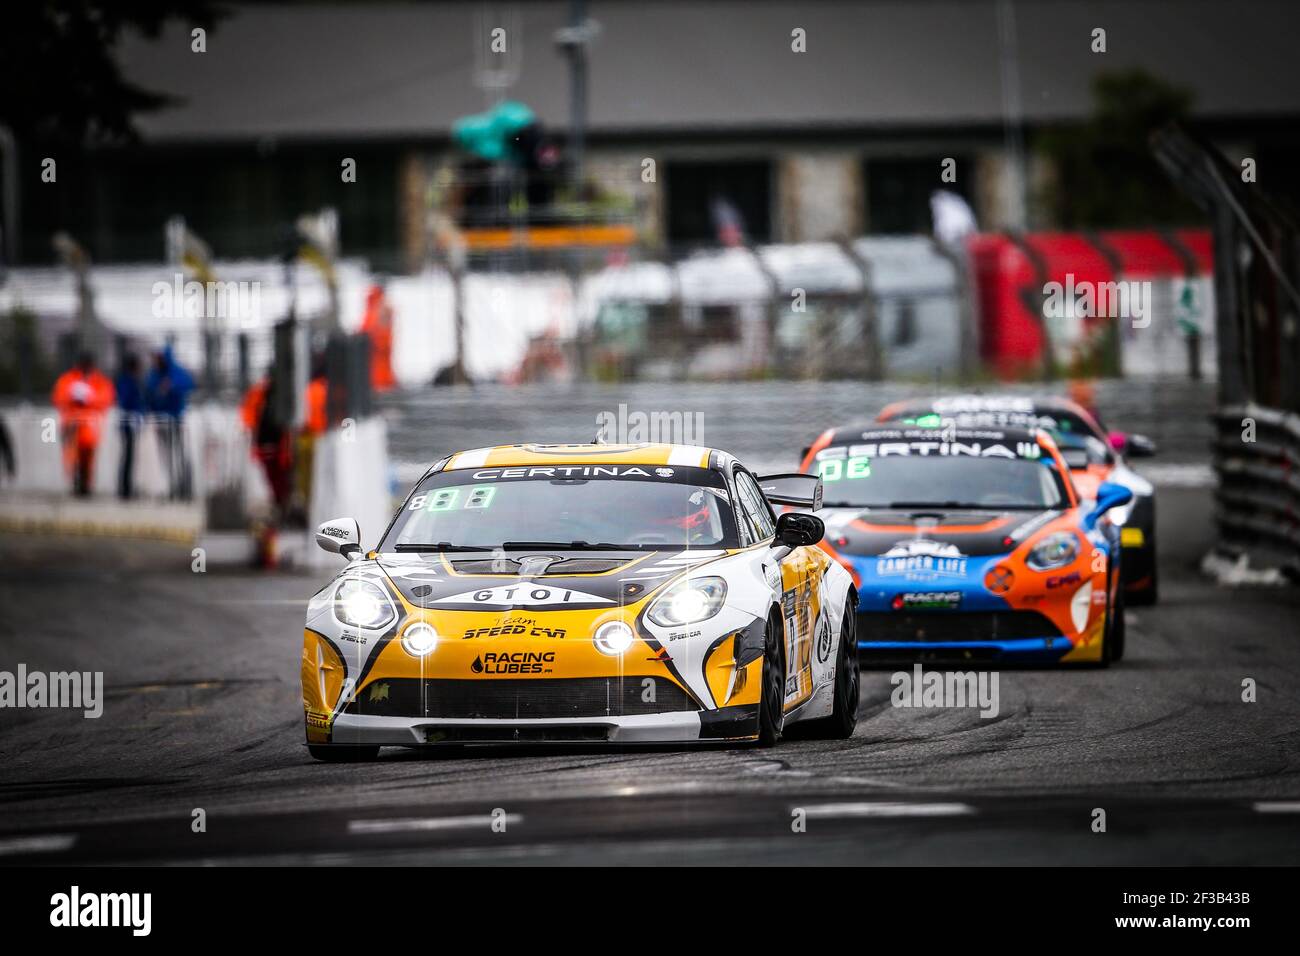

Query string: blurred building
8 0 1298 270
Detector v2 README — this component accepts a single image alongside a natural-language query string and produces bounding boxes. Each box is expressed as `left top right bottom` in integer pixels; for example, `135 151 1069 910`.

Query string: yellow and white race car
302 442 859 760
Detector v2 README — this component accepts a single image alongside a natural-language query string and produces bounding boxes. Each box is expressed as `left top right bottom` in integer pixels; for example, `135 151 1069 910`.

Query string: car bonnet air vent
448 556 630 575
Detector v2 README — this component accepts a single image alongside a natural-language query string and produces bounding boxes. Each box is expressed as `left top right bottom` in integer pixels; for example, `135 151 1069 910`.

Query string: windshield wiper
393 542 497 552
499 540 646 551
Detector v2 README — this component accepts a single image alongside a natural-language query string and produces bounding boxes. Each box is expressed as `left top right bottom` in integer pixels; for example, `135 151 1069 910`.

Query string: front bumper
859 608 1063 638
857 634 1075 663
327 705 759 746
856 608 1078 663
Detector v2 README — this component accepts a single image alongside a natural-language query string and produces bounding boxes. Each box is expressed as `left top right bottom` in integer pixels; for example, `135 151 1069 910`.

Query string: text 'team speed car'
876 395 1159 604
302 442 859 760
797 425 1132 665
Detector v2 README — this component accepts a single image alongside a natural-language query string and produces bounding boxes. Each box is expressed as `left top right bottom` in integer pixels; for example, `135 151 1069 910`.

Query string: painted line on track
348 814 523 835
0 833 77 856
798 801 976 819
1252 801 1300 814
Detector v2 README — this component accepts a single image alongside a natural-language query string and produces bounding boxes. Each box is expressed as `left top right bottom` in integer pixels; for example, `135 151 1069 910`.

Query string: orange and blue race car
875 395 1159 604
797 424 1132 665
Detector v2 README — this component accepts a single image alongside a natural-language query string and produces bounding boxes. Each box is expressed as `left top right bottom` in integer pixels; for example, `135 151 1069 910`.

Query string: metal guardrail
1157 125 1300 582
1213 403 1300 576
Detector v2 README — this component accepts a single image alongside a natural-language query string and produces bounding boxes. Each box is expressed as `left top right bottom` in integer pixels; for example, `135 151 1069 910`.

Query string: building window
664 160 772 247
865 156 972 235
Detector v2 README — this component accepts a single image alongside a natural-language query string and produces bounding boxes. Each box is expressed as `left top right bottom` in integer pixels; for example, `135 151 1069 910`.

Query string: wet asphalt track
2 486 1300 865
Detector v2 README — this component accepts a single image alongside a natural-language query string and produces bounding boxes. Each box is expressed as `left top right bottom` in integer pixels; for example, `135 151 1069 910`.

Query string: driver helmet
657 488 713 530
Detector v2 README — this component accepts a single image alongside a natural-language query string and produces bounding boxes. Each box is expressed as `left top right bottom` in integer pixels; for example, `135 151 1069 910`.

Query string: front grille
448 559 522 574
539 557 630 573
425 725 610 743
859 610 1062 643
347 677 699 719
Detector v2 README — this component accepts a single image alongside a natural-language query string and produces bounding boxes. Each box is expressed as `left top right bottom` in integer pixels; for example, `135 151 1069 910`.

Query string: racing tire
757 613 785 747
800 606 860 740
1125 501 1159 606
1129 558 1158 606
1106 579 1127 663
308 744 380 762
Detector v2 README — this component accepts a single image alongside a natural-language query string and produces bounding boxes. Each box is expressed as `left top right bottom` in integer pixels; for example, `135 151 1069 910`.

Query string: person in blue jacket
114 353 145 499
144 346 196 499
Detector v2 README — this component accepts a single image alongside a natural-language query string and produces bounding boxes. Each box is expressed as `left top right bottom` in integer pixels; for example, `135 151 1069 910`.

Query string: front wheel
801 606 860 739
1128 555 1158 606
1125 501 1159 605
757 614 785 747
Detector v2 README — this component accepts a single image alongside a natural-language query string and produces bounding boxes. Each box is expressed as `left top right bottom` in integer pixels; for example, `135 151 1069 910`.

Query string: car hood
371 548 729 611
1068 463 1114 503
821 507 1061 558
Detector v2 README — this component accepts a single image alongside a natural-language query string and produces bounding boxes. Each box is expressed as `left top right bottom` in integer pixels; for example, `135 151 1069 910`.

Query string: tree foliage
0 1 225 144
1036 69 1201 228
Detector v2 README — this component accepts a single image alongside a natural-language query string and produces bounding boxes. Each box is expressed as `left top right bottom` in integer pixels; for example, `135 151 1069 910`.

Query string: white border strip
667 445 709 467
448 447 493 470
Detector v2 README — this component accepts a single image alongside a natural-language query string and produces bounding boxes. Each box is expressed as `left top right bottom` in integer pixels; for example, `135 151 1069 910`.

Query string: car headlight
334 578 397 630
645 576 727 628
593 620 636 656
1026 532 1079 571
401 622 439 657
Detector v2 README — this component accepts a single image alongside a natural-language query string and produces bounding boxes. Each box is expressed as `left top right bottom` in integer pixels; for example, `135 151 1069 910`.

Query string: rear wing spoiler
757 473 823 511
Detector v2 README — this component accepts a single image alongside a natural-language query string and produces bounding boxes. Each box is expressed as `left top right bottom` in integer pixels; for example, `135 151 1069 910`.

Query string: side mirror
1126 434 1157 457
316 517 363 559
757 473 823 510
775 511 825 548
1084 482 1134 530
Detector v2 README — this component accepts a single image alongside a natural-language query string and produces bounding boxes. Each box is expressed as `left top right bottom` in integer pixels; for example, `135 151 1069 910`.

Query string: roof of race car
878 394 1101 429
441 442 718 471
882 394 1088 415
816 424 1053 448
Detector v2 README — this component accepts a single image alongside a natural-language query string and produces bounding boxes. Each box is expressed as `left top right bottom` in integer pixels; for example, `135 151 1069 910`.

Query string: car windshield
382 464 740 551
1054 433 1111 468
813 447 1067 510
